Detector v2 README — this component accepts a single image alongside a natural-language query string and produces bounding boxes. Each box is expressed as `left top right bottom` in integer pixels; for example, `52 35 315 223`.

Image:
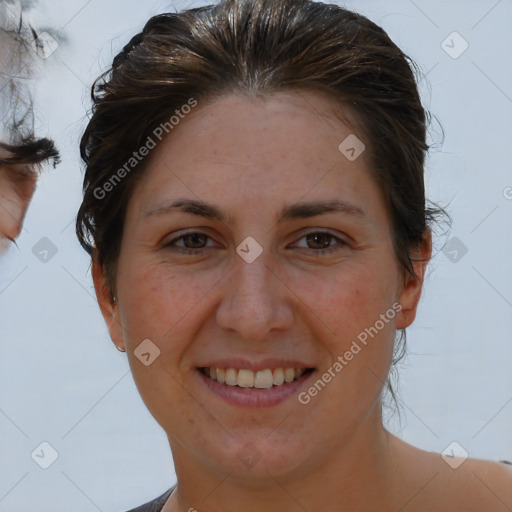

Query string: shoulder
388 436 512 511
124 487 174 512
465 458 512 500
432 455 512 511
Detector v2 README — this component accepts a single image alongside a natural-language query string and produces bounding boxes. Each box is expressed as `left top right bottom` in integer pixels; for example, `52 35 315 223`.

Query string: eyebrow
144 198 366 223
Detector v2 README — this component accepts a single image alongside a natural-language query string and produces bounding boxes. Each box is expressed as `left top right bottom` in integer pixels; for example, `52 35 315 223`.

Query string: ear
92 257 125 351
395 230 432 330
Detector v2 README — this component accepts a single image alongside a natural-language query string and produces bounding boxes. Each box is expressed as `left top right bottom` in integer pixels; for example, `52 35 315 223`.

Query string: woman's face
95 92 428 479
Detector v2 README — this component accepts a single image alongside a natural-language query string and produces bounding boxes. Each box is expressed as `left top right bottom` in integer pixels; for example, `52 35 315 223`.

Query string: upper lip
196 358 315 372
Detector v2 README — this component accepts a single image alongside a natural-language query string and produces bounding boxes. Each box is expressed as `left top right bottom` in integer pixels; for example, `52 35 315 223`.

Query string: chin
197 434 315 481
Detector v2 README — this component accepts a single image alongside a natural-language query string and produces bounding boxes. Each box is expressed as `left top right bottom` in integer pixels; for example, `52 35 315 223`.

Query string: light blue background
0 1 511 510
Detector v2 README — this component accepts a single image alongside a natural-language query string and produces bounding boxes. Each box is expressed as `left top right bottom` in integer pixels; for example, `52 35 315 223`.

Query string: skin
0 27 38 249
0 158 37 246
93 92 512 512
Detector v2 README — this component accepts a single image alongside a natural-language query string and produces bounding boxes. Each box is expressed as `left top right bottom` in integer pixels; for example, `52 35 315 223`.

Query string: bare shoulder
463 458 512 503
433 455 512 511
388 436 512 511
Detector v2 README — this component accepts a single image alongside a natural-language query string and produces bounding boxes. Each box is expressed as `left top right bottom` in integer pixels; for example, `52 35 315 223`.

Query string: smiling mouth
199 367 315 389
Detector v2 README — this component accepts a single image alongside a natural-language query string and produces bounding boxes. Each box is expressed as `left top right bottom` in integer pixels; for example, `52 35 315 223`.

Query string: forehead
147 93 363 177
128 91 384 221
174 91 361 157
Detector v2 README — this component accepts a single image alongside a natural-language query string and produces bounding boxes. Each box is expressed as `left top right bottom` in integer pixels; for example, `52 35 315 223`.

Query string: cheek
288 256 398 407
116 258 222 350
0 174 36 239
288 257 398 342
115 259 220 424
301 270 397 411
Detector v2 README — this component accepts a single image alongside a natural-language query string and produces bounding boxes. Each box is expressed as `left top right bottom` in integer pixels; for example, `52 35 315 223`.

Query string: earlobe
91 258 126 351
395 230 432 330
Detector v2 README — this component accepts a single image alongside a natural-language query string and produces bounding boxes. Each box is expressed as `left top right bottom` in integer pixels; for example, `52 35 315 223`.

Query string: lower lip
197 369 314 407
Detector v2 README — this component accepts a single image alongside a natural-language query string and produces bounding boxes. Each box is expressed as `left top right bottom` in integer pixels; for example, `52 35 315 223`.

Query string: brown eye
292 230 348 256
305 232 333 250
180 233 208 249
164 231 218 255
165 230 346 256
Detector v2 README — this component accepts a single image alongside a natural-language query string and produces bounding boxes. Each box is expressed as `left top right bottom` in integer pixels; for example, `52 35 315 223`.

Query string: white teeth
284 368 295 383
203 367 308 388
216 368 226 383
225 368 238 386
237 369 254 388
273 367 285 385
254 369 273 389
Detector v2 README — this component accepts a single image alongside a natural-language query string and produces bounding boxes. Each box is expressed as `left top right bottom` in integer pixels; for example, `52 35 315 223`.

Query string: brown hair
0 1 60 168
0 139 60 167
77 0 445 404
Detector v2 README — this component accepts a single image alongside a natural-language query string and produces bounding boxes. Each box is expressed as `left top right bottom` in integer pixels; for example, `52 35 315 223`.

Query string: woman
76 0 512 510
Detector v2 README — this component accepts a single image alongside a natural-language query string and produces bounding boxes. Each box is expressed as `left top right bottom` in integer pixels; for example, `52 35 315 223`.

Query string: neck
164 406 404 512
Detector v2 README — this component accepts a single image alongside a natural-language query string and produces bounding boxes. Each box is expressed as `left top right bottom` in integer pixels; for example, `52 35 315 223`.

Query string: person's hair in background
77 0 512 510
0 0 59 245
77 0 443 409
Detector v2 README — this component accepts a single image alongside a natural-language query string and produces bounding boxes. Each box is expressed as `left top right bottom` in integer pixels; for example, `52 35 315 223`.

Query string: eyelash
164 230 347 257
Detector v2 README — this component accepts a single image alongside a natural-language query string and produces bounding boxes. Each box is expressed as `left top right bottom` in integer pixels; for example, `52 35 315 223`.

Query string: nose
215 251 294 341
